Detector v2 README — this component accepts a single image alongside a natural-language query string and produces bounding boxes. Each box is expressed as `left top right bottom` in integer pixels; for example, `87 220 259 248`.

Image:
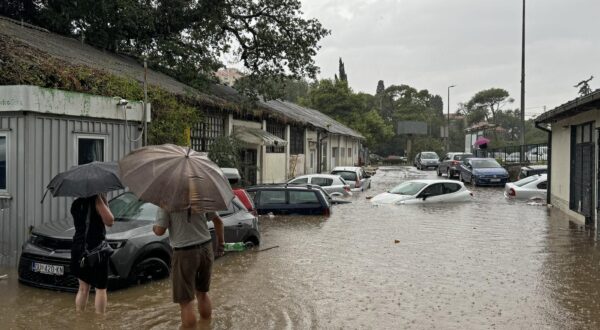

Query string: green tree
376 80 385 95
5 0 330 95
338 57 348 82
465 88 514 123
207 136 242 169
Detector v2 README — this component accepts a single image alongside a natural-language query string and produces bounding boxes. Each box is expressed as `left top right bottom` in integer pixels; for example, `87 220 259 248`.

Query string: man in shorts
153 208 224 328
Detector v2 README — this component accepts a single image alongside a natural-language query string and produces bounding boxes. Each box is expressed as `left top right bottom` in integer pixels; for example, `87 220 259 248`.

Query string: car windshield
109 193 158 221
471 159 501 168
421 152 438 159
389 181 428 195
332 171 357 181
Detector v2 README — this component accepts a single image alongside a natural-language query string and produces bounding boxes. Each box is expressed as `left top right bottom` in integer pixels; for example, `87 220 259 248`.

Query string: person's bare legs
76 280 90 311
196 291 212 320
94 288 108 314
179 300 197 328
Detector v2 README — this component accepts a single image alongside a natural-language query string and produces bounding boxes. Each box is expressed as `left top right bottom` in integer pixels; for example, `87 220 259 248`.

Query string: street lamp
447 85 456 152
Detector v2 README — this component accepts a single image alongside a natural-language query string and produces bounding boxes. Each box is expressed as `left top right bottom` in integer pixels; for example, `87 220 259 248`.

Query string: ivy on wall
0 35 200 146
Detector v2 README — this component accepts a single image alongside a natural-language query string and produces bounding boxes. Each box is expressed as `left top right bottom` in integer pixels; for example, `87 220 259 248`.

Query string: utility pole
519 0 526 162
143 58 148 146
447 85 456 152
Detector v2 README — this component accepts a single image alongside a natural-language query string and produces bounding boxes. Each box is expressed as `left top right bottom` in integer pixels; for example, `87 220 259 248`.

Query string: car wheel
128 257 170 284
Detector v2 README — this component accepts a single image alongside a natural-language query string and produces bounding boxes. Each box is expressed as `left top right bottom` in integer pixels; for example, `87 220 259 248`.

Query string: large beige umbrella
119 144 234 213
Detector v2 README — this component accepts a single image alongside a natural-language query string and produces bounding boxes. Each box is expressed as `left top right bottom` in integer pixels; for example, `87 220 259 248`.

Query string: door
239 149 258 186
570 123 595 225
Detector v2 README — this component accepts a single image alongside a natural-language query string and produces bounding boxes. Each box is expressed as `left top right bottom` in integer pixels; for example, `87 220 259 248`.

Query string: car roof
400 179 463 184
332 167 361 171
293 174 341 179
522 165 548 170
466 157 495 161
246 184 323 191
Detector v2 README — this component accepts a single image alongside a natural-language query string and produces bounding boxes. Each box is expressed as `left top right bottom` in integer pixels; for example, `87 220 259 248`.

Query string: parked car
222 167 256 214
414 152 440 170
459 158 509 186
518 165 547 180
331 166 371 191
288 174 352 197
18 192 260 292
437 152 474 178
370 179 473 205
505 152 524 163
246 185 332 215
504 174 547 200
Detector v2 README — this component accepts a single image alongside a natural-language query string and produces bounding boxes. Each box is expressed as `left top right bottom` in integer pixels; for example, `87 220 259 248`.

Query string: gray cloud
301 0 600 117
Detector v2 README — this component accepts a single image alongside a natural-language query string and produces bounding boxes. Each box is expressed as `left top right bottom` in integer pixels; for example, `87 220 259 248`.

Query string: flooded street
3 166 600 329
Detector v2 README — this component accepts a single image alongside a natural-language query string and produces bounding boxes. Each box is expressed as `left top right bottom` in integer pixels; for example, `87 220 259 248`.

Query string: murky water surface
2 166 600 329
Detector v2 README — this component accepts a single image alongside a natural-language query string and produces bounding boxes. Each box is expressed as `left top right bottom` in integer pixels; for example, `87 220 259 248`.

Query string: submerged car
518 165 547 180
246 185 332 216
414 152 440 170
459 158 509 186
288 174 352 197
505 174 547 200
370 179 473 205
331 166 371 191
437 152 473 178
18 193 260 292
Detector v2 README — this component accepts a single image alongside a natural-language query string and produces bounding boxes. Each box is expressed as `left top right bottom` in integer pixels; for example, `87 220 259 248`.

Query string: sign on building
396 121 427 135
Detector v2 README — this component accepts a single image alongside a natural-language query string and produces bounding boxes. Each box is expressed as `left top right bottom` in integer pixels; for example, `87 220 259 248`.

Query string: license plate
490 179 501 182
31 262 64 276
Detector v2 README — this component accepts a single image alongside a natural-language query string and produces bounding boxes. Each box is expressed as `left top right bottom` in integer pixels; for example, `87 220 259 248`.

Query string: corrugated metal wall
0 112 142 265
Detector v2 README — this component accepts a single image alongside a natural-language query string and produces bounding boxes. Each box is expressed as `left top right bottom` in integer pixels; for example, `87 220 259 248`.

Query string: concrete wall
0 113 142 265
289 154 305 178
549 109 600 225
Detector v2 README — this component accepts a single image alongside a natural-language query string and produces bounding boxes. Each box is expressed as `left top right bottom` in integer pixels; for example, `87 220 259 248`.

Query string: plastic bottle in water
223 242 246 252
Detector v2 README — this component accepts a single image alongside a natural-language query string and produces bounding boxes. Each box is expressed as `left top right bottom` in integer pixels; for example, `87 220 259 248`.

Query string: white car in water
504 174 547 200
370 179 473 205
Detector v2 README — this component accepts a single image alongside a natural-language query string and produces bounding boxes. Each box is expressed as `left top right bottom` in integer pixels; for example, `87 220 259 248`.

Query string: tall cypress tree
338 57 348 82
376 80 385 94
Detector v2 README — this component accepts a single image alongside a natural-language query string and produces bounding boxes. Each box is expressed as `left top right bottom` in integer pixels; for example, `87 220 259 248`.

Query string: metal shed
0 85 149 265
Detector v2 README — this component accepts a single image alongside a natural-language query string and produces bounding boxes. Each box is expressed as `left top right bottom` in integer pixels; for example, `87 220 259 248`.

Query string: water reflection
1 167 600 329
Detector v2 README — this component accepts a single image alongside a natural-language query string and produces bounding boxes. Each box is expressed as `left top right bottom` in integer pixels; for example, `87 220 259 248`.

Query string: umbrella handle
40 189 49 204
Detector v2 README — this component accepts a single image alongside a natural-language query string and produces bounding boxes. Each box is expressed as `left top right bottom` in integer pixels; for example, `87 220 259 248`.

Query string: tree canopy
464 88 513 123
1 0 329 94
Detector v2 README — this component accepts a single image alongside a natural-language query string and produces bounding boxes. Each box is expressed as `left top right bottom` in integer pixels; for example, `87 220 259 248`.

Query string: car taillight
508 188 516 197
452 160 460 165
344 185 351 192
251 210 258 217
355 178 361 188
324 208 331 216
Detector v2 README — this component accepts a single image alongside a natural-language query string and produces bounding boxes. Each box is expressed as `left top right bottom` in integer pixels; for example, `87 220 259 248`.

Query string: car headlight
107 240 127 249
28 233 39 244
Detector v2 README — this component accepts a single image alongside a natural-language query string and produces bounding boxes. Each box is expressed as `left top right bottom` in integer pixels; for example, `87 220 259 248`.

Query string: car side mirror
420 193 431 201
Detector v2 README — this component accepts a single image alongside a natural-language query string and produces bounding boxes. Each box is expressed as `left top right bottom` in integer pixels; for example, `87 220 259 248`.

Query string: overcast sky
300 0 600 118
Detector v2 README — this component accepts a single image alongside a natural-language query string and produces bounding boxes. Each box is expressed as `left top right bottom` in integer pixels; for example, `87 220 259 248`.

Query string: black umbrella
42 161 124 201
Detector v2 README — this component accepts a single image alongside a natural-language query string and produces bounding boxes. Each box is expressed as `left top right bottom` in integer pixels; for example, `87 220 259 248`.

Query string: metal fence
474 143 548 164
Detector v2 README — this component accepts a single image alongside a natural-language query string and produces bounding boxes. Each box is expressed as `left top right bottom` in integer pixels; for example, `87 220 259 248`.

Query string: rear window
332 171 357 181
311 177 334 186
421 152 438 159
259 190 286 204
514 175 539 187
289 191 319 204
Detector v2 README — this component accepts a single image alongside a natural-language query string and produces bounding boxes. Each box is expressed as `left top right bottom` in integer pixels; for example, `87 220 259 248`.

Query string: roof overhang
233 126 288 147
535 90 600 124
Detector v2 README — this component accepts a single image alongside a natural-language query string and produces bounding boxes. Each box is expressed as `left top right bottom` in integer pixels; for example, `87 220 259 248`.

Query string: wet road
2 166 600 329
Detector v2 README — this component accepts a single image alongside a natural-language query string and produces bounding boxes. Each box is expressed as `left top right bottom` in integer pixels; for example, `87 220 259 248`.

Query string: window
332 171 357 181
421 183 444 197
289 191 319 204
0 135 6 190
311 177 334 187
348 148 352 159
310 150 315 169
259 190 286 204
108 192 158 221
267 123 285 153
443 183 461 193
290 126 304 154
537 181 547 190
77 137 104 165
290 177 308 184
191 114 225 152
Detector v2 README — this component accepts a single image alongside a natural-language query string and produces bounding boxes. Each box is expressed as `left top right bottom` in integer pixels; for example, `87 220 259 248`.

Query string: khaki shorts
171 242 214 304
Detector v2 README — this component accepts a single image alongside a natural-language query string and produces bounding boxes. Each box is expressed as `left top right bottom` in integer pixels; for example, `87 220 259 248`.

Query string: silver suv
18 192 260 291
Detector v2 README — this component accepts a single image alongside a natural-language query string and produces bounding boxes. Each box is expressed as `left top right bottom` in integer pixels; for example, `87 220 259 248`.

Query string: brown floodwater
2 166 600 329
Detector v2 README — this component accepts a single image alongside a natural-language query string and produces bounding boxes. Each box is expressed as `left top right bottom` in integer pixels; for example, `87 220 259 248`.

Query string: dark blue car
246 185 331 216
458 158 509 186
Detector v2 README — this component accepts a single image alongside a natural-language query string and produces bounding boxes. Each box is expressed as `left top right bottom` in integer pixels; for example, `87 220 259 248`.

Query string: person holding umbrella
44 161 123 313
120 144 235 328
